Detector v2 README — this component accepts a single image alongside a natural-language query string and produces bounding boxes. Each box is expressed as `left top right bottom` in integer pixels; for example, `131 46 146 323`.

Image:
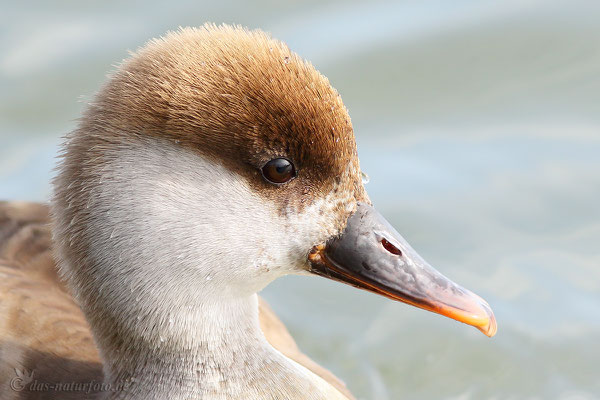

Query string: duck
0 24 496 400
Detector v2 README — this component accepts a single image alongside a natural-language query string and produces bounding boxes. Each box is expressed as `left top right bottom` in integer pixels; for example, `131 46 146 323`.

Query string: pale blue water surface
1 1 599 399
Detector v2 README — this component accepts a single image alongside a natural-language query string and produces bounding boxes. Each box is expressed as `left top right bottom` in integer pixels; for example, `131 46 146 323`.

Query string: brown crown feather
63 24 366 222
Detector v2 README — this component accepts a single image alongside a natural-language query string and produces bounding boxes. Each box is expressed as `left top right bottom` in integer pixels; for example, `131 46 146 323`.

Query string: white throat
53 137 347 399
102 294 332 400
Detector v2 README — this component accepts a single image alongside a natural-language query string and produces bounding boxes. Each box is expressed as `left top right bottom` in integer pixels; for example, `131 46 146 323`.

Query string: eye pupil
261 158 296 184
275 163 289 174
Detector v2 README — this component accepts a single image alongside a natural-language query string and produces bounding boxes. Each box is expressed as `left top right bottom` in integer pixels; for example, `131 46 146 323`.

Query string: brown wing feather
0 201 354 400
0 202 102 400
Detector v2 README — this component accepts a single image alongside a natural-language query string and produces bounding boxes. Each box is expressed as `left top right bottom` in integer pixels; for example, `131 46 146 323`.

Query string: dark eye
261 158 296 184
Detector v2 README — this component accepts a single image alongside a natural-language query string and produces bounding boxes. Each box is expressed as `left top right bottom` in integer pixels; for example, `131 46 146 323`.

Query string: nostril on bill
381 238 402 256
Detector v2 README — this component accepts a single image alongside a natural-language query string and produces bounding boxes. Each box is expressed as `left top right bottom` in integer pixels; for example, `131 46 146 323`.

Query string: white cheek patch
86 136 353 300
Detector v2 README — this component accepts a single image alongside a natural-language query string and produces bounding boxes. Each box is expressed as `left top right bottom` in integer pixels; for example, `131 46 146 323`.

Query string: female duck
0 24 495 400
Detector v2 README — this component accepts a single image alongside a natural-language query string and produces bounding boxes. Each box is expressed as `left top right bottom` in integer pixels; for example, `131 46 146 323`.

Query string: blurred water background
1 1 599 399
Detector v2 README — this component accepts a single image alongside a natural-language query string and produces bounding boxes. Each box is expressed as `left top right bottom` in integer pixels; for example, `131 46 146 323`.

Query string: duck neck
99 294 264 399
95 293 340 400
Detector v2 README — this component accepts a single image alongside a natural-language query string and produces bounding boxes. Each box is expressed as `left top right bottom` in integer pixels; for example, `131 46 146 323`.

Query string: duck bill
308 202 497 337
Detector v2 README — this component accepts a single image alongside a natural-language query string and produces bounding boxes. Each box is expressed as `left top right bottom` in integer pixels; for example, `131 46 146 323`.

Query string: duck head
52 24 495 344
